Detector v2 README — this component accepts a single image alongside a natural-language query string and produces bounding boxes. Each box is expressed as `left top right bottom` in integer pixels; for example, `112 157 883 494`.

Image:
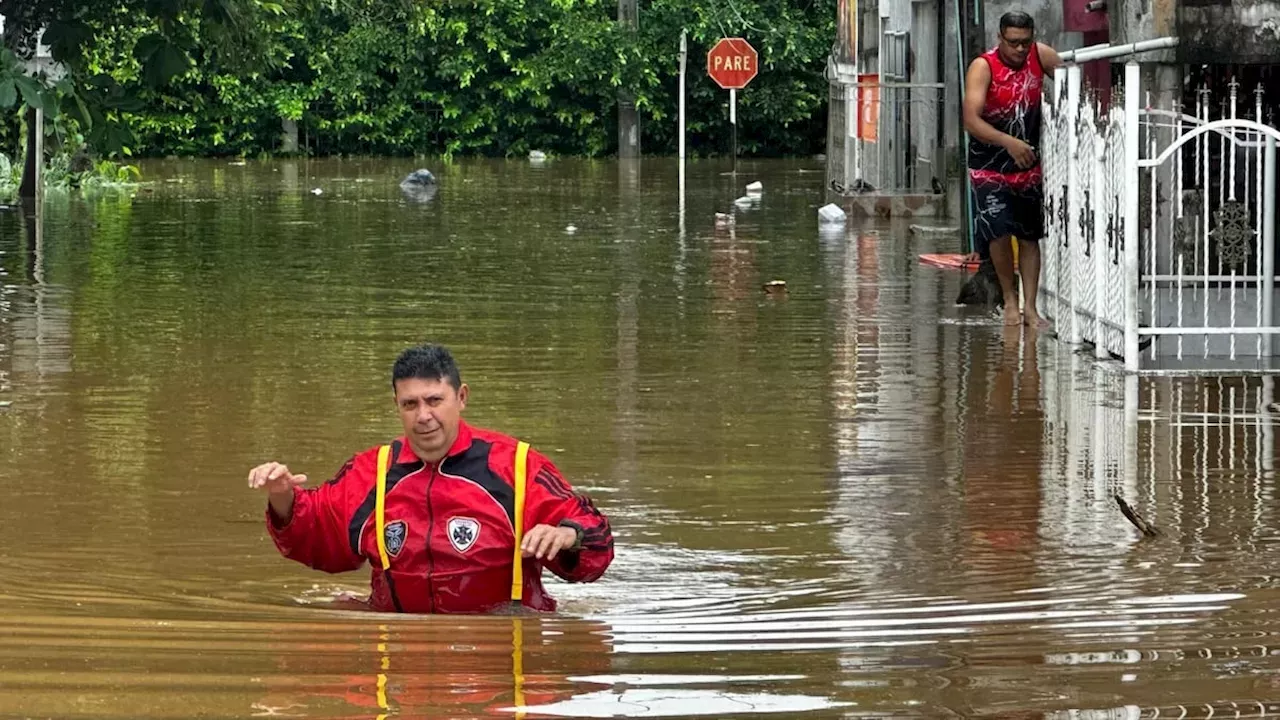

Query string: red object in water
918 253 981 272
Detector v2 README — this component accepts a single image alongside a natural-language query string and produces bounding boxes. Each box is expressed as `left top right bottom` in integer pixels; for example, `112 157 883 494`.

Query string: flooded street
2 157 1280 719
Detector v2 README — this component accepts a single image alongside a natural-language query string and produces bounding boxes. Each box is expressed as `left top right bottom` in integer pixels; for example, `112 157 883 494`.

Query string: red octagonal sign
707 37 759 90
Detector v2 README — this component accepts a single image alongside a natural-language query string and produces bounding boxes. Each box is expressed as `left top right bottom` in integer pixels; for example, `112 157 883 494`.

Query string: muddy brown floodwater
1 157 1279 719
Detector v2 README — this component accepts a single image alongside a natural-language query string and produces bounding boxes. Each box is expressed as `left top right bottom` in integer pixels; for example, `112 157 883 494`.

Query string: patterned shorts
970 179 1044 257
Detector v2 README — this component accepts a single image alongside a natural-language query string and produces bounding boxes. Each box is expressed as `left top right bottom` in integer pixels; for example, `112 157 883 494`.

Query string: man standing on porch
963 11 1063 327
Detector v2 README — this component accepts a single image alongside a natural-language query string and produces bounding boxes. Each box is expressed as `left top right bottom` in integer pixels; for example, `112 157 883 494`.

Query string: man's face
394 377 468 462
999 27 1034 68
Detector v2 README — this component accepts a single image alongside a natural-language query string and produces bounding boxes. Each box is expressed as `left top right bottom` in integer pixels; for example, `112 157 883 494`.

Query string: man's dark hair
392 344 462 390
999 11 1035 32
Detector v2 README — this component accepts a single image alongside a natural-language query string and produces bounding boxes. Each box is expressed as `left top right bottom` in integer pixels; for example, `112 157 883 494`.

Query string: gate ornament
1059 186 1069 246
1106 198 1124 265
1209 200 1252 271
1079 190 1093 257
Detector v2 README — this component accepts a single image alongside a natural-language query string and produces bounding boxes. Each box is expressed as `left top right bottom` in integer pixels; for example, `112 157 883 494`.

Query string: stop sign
707 37 759 90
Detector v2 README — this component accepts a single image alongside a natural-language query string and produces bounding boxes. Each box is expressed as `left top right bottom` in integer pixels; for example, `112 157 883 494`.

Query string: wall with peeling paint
1176 0 1280 64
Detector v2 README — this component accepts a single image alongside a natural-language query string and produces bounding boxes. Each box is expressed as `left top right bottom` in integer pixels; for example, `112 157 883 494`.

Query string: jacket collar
396 419 474 465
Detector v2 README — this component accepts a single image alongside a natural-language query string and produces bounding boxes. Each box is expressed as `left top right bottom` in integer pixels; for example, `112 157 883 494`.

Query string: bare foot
1023 312 1050 329
1003 306 1022 326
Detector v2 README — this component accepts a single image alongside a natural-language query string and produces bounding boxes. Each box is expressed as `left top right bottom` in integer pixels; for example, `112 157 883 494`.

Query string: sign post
707 38 759 175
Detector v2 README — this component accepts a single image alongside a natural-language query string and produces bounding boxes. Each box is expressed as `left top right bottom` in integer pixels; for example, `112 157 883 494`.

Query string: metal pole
1094 131 1108 361
1067 37 1179 65
1067 65 1083 346
1124 62 1142 371
1263 135 1276 357
679 29 686 220
679 31 686 164
730 88 738 175
1057 42 1112 63
850 82 860 190
1052 65 1068 324
33 107 43 206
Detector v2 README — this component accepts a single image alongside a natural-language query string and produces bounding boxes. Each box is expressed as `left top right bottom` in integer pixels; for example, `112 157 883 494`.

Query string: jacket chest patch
384 520 408 558
447 517 481 553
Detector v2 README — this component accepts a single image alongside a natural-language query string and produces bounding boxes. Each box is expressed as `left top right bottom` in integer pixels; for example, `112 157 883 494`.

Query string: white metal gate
1041 60 1280 371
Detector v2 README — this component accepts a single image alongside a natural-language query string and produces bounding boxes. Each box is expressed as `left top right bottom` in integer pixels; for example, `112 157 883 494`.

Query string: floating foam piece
818 203 847 224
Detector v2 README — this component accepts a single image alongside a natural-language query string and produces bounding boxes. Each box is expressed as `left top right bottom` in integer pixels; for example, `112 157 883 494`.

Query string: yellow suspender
373 441 529 600
511 441 530 602
374 444 392 571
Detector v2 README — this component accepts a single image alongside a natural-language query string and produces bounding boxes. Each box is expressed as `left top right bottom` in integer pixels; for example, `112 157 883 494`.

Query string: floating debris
745 181 763 195
714 213 735 227
1115 494 1160 537
818 203 847 225
910 224 960 237
762 280 787 297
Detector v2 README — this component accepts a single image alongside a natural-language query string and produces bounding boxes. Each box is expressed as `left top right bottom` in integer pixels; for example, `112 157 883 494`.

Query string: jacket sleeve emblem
384 519 408 558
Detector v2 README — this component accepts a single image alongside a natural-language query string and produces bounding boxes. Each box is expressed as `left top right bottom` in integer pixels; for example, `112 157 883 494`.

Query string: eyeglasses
1001 35 1034 49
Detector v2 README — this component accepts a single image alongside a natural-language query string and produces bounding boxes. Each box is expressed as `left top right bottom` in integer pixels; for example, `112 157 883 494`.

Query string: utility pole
617 0 640 158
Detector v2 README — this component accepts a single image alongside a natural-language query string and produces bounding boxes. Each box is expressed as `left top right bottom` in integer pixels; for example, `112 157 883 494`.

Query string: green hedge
88 0 836 158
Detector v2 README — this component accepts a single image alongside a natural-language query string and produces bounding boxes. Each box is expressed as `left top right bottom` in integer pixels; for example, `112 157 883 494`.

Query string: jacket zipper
424 462 438 613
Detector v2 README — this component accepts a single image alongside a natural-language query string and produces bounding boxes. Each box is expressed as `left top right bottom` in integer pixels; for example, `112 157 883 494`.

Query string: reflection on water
1 158 1280 718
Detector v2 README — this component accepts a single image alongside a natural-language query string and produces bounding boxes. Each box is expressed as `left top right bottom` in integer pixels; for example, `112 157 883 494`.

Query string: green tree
93 0 836 158
0 0 292 196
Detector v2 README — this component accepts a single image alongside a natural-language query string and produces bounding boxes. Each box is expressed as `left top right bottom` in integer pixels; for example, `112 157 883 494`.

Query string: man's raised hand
248 462 308 494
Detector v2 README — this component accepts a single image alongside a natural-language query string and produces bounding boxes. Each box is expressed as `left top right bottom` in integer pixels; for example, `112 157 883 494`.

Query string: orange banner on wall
857 74 879 142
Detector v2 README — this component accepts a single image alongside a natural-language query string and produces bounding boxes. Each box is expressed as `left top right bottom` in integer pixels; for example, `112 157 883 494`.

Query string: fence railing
1041 60 1280 371
826 62 946 196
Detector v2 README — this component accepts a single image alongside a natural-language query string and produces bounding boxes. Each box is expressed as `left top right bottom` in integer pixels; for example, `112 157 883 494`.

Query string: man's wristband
558 520 584 551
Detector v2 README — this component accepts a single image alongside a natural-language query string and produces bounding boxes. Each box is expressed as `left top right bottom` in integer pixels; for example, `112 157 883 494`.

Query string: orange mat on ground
918 253 980 272
917 239 1019 272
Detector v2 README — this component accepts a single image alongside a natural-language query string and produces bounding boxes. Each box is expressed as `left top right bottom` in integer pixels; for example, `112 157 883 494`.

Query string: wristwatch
558 520 585 551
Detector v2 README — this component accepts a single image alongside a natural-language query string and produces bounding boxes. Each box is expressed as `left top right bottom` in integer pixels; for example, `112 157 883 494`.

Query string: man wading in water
963 11 1062 327
246 343 614 613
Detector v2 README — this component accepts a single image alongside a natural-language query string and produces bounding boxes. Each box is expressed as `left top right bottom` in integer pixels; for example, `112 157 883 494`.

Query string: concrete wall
1109 0 1280 64
979 0 1082 57
1177 0 1280 64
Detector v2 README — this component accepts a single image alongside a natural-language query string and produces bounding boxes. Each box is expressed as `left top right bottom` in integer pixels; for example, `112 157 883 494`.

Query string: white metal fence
1041 61 1280 371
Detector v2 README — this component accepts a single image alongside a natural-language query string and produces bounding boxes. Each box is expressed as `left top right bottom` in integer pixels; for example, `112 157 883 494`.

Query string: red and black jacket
266 420 614 613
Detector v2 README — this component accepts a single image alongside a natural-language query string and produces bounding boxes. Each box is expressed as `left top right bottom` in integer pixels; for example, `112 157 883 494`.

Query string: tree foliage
2 0 835 159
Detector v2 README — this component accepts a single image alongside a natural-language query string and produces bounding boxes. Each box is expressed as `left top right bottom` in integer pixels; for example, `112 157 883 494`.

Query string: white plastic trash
818 203 847 224
745 181 763 194
733 196 754 208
